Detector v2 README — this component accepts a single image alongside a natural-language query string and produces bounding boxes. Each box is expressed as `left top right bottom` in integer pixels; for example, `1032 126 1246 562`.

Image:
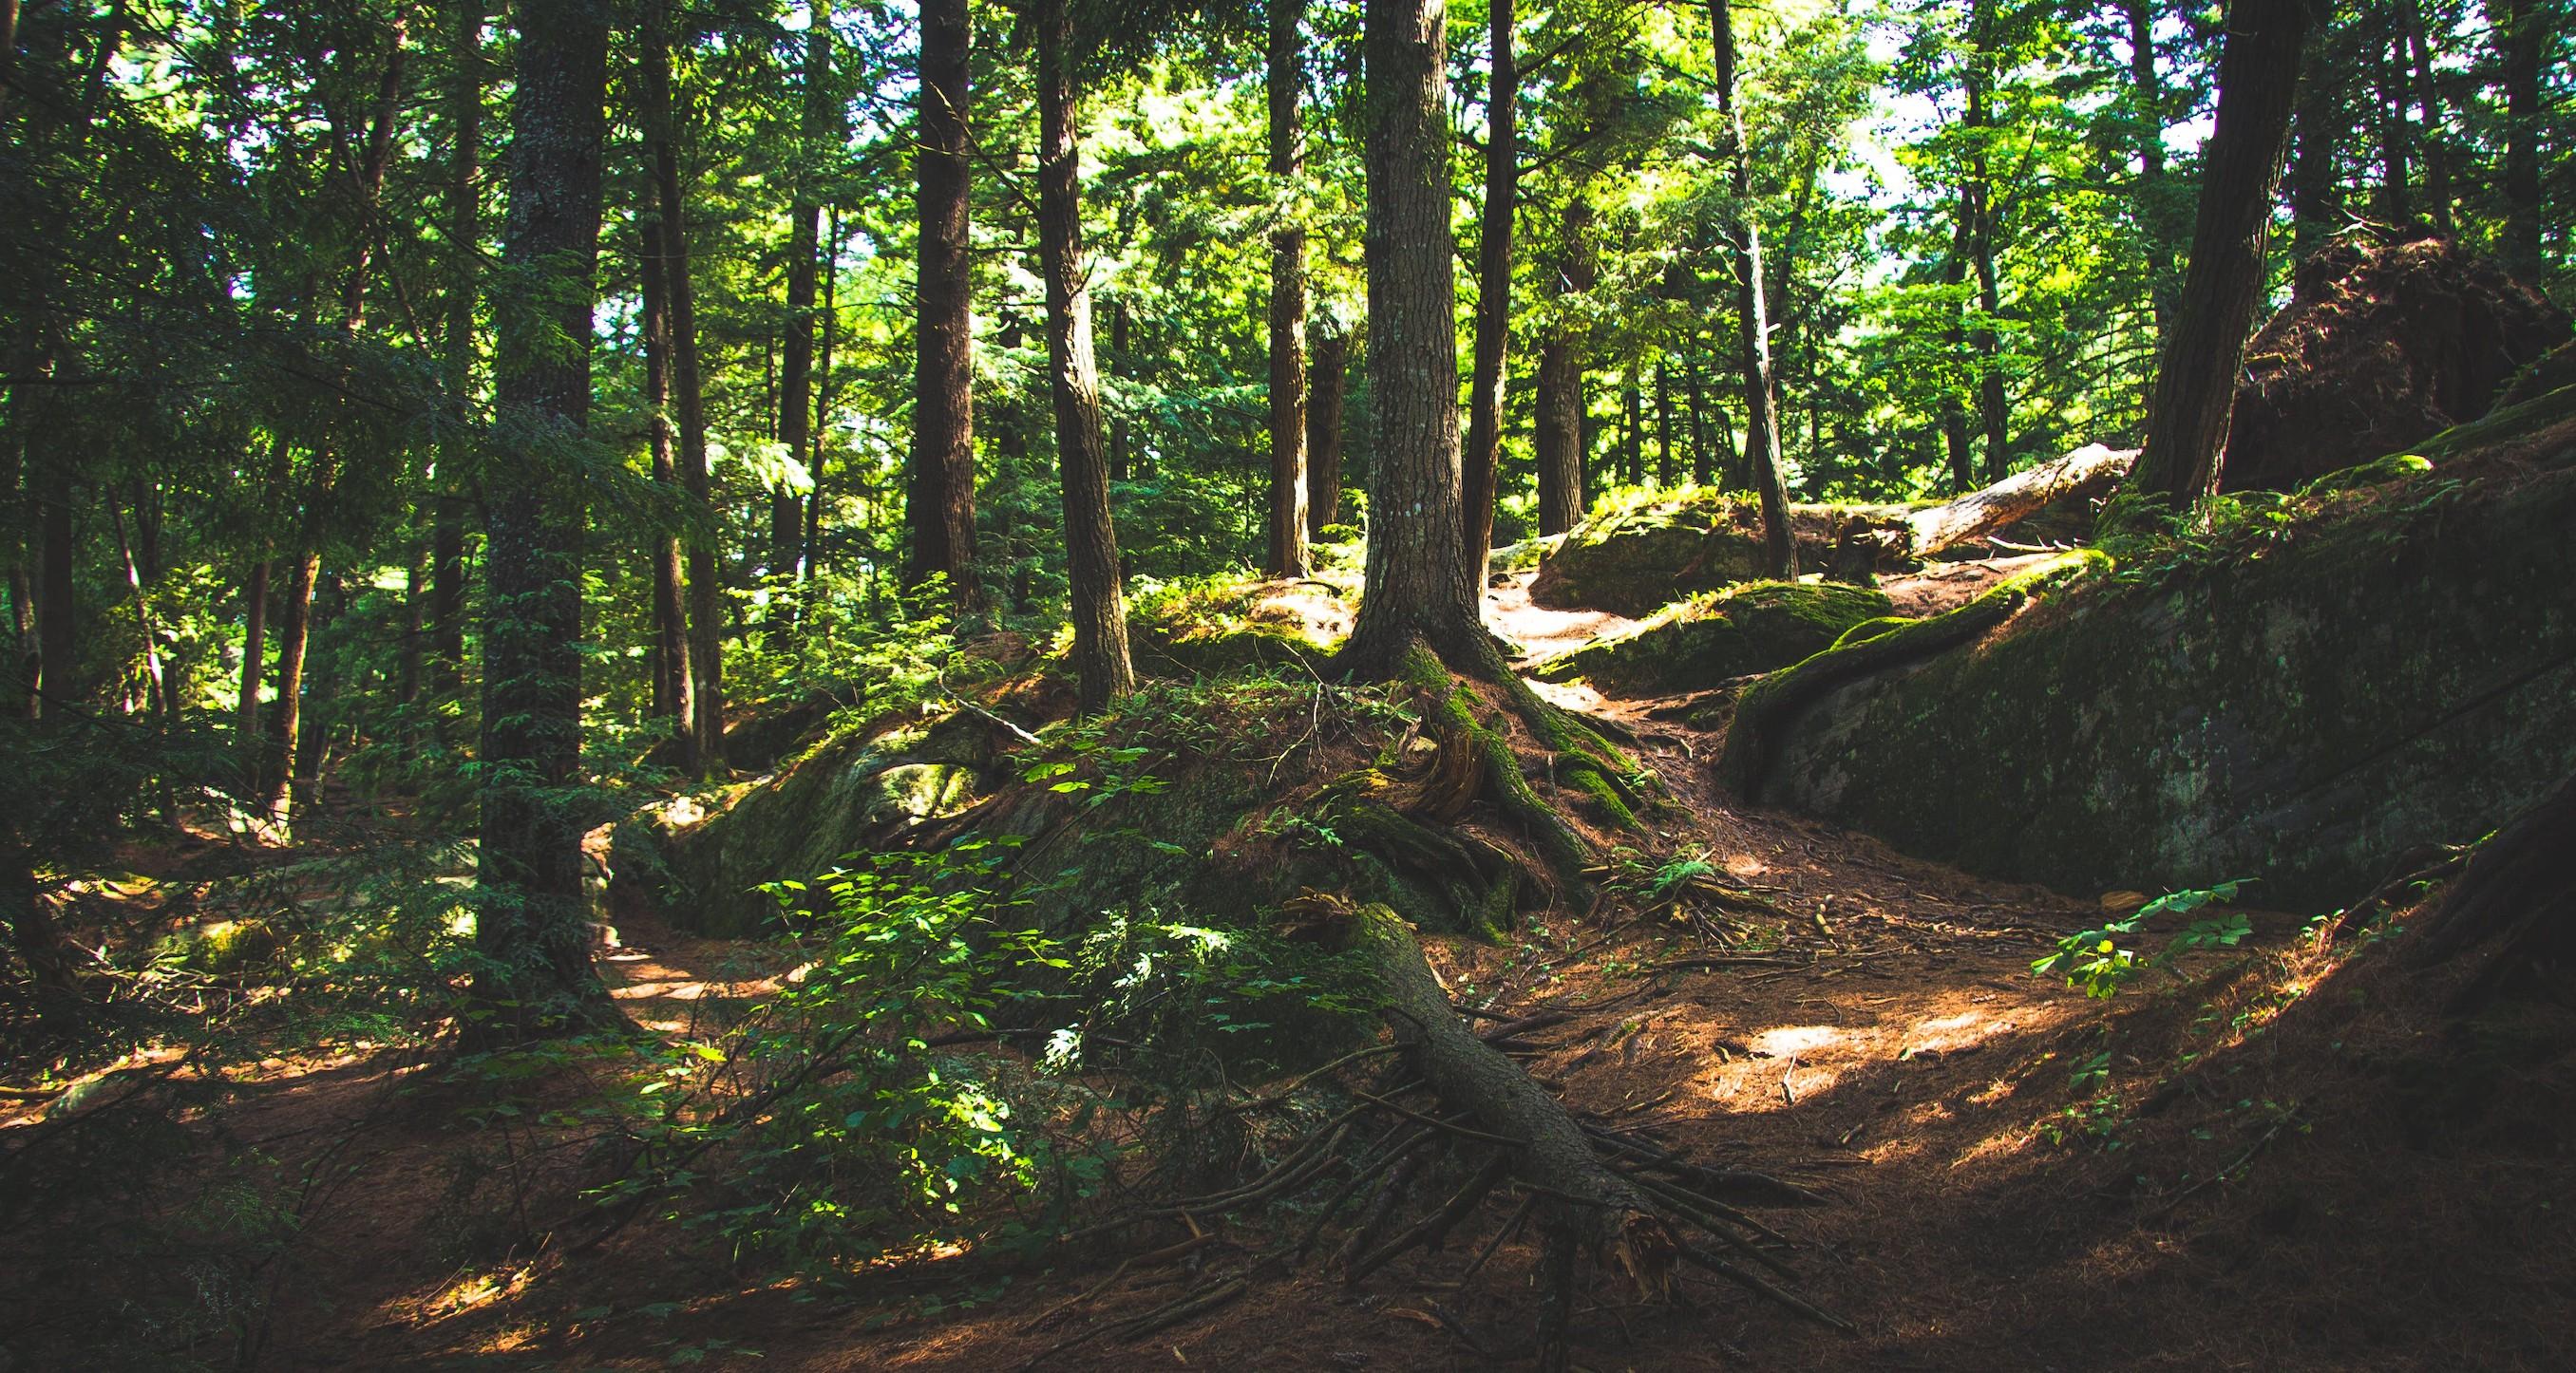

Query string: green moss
1127 574 1344 679
1755 468 2576 909
1529 488 1921 615
1719 551 2110 799
2297 452 2434 498
2412 382 2576 462
1533 580 1895 695
1829 616 1911 650
157 918 282 973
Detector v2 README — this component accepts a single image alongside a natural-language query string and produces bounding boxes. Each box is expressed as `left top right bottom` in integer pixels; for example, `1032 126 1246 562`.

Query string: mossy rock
1532 581 1896 696
155 918 283 974
1127 575 1346 678
1755 466 2576 911
1530 489 1917 615
2297 452 2434 498
607 710 1006 937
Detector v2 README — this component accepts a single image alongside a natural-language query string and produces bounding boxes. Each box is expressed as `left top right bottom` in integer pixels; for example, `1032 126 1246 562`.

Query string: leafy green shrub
2033 881 2252 998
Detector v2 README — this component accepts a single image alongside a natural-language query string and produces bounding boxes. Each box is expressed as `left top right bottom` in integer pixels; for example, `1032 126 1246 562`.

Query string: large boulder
1530 492 1903 615
1532 581 1894 696
1749 414 2576 911
2222 234 2571 492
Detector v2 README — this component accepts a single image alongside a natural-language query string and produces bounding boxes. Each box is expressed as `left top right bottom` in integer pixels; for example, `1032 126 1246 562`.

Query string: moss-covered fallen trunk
1532 581 1895 696
1740 449 2576 912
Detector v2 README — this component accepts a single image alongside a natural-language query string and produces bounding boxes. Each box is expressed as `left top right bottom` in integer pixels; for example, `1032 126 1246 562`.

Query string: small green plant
2033 881 2252 998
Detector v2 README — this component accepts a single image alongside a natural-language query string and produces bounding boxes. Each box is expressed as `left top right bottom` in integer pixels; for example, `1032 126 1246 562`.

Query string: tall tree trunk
261 551 319 824
1461 0 1514 579
1964 0 2008 482
1264 0 1310 577
1035 0 1133 712
2133 0 2309 506
643 0 723 771
1619 366 1641 485
1685 350 1714 485
1534 196 1590 536
641 216 692 744
771 13 828 588
2396 0 2453 233
1108 295 1132 480
237 561 267 737
2125 0 2175 332
2373 21 2413 225
1307 323 1348 536
1711 0 1794 576
2491 0 2545 274
33 463 71 714
470 0 620 1043
2289 18 2345 254
1339 0 1482 673
805 206 837 576
1654 361 1675 486
431 0 482 724
907 0 981 610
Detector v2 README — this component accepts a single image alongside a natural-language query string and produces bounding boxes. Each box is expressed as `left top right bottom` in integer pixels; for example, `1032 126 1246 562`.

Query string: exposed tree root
2411 769 2576 1012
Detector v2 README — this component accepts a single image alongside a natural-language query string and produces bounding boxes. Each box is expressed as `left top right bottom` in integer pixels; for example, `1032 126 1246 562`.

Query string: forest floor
6 566 2570 1371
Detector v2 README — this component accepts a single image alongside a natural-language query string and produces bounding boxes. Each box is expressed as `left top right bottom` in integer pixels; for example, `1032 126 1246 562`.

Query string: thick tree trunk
1264 0 1310 577
907 0 981 610
471 0 620 1043
1711 0 1794 577
2133 0 2309 508
771 15 829 587
641 216 693 744
2491 0 2545 275
1339 0 1484 674
1307 324 1348 536
643 2 723 771
1035 0 1133 712
1461 0 1514 580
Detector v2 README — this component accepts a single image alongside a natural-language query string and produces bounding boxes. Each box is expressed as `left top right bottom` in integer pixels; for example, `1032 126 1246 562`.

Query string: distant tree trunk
1654 361 1674 486
2491 0 2545 275
2396 0 2453 234
1338 0 1483 674
805 207 837 575
1264 0 1310 577
1964 0 2008 482
237 560 268 738
1535 335 1583 534
1711 0 1794 576
2289 18 2345 253
1035 0 1133 712
1535 196 1590 536
2373 22 2413 225
1108 295 1132 480
642 1 722 771
2125 0 2175 331
1307 323 1348 536
431 0 481 722
2133 0 2309 507
1461 0 1515 579
908 0 982 610
1684 350 1714 485
33 465 72 713
469 0 621 1043
640 216 692 743
261 550 319 823
1619 366 1641 485
771 14 828 588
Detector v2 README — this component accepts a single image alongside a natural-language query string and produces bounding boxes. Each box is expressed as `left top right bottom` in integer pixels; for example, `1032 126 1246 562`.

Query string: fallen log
1902 443 2137 560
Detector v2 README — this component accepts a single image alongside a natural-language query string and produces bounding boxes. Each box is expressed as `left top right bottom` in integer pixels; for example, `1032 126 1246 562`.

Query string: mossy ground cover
1533 580 1895 697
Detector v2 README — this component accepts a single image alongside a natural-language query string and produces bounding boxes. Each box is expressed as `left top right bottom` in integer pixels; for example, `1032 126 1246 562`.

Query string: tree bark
1339 0 1484 674
471 0 621 1043
907 0 981 610
1462 0 1515 579
1711 0 1794 577
1964 0 2008 482
771 13 829 587
1035 0 1134 712
2396 0 2453 233
259 549 318 824
642 0 723 771
1684 349 1714 486
2132 0 2309 508
1264 0 1310 577
237 560 267 738
1654 361 1675 486
431 0 481 722
1534 197 1590 537
2491 0 2545 275
805 206 837 577
2126 0 2175 330
1619 366 1642 486
2373 22 2413 225
1900 443 2136 557
1307 323 1348 536
2289 18 2344 254
641 216 692 743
